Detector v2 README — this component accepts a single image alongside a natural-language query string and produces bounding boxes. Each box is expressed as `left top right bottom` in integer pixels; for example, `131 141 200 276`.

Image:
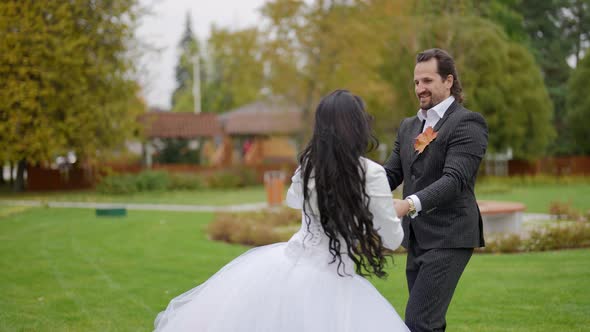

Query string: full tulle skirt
154 242 409 332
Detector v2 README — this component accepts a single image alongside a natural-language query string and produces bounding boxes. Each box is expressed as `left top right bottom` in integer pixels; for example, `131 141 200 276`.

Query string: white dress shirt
407 96 455 217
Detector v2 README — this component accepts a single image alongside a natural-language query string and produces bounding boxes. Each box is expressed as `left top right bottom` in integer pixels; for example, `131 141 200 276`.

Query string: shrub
207 217 233 243
477 222 590 254
526 222 590 251
96 174 139 194
97 168 261 193
204 168 266 189
96 170 169 194
210 208 590 253
549 200 583 221
234 167 259 187
168 173 204 190
249 226 282 246
477 234 523 254
206 171 242 189
208 208 300 246
134 171 169 191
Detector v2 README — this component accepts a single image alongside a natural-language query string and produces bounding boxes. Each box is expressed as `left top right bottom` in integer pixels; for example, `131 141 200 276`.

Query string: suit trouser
404 229 473 332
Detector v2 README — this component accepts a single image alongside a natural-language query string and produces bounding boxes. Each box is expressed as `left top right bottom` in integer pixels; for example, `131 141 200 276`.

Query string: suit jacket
383 101 488 249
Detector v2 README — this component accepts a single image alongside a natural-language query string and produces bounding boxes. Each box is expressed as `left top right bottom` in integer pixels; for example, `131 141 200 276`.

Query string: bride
154 90 410 332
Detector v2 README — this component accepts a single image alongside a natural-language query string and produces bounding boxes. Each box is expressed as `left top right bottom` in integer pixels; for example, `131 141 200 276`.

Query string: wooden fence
26 162 298 191
27 165 94 191
25 156 588 191
508 156 590 176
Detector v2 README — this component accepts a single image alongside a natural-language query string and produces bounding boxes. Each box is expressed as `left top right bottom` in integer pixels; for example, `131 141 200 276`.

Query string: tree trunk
9 161 14 187
0 162 4 185
13 159 26 192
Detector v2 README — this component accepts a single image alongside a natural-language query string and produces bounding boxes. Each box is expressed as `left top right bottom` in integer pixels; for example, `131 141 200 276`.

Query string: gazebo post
142 140 153 169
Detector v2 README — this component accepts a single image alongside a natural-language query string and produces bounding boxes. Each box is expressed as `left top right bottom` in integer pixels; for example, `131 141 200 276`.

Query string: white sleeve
365 164 404 250
407 194 421 218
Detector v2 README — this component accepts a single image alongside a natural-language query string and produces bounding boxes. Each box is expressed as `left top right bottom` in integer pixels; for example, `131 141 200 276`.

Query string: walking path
0 199 555 221
0 199 268 212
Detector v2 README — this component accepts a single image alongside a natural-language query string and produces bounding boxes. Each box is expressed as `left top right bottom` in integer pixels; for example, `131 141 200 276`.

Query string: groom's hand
393 199 410 218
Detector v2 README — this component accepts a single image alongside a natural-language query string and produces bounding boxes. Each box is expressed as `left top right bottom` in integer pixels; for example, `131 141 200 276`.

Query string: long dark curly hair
299 89 388 278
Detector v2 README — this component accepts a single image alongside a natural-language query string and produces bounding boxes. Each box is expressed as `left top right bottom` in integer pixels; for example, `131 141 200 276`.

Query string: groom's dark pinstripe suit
383 100 488 332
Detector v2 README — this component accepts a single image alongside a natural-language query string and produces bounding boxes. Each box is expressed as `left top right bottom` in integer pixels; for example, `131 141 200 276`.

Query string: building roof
220 98 302 135
139 111 222 138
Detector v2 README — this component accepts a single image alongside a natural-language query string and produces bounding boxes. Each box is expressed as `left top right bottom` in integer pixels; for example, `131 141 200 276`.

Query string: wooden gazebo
139 110 223 166
219 97 302 166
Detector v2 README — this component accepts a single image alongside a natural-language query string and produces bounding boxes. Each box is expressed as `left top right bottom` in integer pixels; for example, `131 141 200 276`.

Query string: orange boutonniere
414 126 438 154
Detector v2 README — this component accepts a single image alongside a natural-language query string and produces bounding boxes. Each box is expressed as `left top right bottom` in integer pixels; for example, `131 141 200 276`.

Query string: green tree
260 0 324 138
502 0 575 154
565 53 590 154
472 0 528 42
417 0 584 157
436 0 588 155
381 15 554 159
561 0 590 66
170 12 202 112
460 18 555 159
0 1 144 190
204 26 265 113
260 0 413 141
501 44 555 158
245 0 553 159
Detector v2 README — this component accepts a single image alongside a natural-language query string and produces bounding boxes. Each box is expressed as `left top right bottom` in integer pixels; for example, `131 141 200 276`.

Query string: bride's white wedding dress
154 158 409 331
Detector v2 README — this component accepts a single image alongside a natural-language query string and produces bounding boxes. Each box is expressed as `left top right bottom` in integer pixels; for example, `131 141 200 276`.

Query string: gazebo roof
139 111 222 139
220 97 302 135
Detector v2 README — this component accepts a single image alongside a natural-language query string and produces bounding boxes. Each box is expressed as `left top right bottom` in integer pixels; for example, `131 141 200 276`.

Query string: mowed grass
371 250 590 332
0 185 268 206
2 182 589 214
0 208 247 331
1 207 589 331
476 183 590 214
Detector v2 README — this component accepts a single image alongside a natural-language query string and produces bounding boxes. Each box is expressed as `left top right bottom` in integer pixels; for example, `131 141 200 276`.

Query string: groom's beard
418 92 435 110
418 92 443 110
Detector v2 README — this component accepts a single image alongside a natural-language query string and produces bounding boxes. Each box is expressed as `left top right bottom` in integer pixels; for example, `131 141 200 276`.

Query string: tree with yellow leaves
0 1 145 190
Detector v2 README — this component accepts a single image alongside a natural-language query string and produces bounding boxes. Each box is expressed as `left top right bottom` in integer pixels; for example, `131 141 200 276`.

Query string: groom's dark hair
416 48 464 103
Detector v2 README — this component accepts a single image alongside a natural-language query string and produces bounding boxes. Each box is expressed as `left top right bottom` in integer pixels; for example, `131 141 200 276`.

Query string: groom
383 48 488 332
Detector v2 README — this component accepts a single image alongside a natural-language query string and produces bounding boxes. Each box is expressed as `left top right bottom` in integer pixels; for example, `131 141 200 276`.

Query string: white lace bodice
284 158 404 275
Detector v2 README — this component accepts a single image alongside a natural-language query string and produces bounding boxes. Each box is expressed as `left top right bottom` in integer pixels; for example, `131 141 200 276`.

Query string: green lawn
476 183 590 214
371 250 590 332
394 182 589 214
0 186 268 206
1 207 589 331
2 182 590 214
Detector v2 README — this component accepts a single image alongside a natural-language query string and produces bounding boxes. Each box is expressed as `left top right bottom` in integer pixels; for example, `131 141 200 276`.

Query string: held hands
393 199 410 218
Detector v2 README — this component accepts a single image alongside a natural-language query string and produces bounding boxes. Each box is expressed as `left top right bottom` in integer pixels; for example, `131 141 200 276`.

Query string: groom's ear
444 74 453 88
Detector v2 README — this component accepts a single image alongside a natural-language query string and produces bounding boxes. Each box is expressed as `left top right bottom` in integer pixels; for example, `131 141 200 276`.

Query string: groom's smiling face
414 58 453 110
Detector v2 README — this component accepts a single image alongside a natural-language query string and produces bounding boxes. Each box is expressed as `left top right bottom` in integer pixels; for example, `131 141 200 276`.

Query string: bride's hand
393 199 410 218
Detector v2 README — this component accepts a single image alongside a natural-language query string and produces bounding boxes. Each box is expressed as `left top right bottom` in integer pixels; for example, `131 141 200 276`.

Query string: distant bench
477 200 526 234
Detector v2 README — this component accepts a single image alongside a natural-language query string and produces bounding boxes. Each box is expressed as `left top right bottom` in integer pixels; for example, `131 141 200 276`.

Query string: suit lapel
410 101 461 166
433 100 460 132
407 117 424 166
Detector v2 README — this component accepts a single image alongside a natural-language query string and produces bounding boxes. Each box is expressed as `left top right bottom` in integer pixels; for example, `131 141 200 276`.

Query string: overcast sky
137 0 270 109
